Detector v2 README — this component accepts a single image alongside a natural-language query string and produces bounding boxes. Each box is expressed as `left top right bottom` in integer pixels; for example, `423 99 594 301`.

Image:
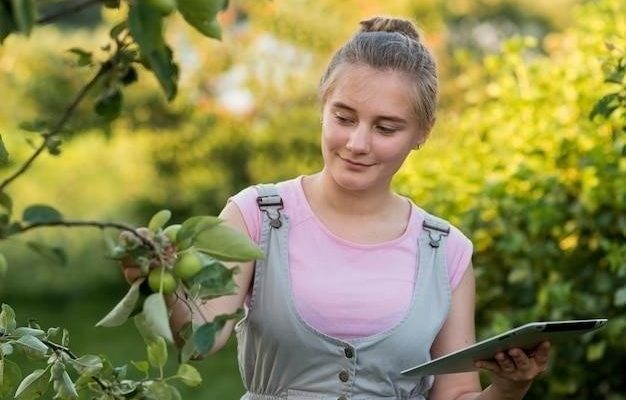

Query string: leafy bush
396 0 625 397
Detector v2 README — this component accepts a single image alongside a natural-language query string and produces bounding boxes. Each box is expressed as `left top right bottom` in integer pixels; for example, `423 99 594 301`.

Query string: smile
340 156 375 167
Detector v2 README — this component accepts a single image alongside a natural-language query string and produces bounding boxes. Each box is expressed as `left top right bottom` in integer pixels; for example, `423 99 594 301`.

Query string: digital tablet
401 319 608 377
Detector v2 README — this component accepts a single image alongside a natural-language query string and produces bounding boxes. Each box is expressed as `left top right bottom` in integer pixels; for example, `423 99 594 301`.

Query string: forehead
326 64 415 117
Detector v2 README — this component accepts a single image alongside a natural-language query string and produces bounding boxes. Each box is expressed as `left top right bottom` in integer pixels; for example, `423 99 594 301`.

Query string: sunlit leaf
144 380 173 400
176 216 221 249
178 0 229 39
50 362 78 400
131 360 149 373
176 363 202 387
14 368 48 400
13 327 45 338
148 209 171 232
147 336 168 368
0 359 22 398
96 278 145 327
194 223 264 261
136 293 174 343
68 355 103 377
0 303 17 333
15 334 48 355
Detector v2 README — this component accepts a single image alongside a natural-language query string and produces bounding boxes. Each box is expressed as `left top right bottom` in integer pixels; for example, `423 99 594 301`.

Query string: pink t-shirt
229 176 473 339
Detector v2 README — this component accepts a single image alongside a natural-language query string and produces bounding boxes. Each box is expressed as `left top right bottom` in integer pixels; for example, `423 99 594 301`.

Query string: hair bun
359 17 421 41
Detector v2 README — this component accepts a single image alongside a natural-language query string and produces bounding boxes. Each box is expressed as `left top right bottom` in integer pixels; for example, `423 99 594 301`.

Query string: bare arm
428 264 550 400
167 201 255 354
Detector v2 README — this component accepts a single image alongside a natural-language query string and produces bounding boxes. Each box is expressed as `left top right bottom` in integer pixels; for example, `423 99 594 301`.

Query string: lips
340 156 375 167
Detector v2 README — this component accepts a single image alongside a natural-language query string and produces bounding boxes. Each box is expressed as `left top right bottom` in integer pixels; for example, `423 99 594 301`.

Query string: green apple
148 267 178 294
173 249 203 281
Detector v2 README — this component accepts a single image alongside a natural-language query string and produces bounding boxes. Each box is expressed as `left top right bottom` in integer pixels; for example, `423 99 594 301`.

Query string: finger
509 348 531 371
534 341 551 365
475 359 501 373
495 352 516 373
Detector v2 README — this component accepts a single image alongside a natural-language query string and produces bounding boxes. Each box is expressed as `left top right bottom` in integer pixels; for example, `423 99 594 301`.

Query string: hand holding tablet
401 319 607 376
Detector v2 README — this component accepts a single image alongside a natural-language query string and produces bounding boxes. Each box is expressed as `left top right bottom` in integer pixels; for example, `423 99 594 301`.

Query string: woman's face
320 64 422 193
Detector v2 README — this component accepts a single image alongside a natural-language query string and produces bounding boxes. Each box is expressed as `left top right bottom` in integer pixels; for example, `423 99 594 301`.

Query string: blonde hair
318 17 438 136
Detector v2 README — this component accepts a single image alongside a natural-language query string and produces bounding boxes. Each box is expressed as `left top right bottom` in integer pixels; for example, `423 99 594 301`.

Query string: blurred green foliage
0 0 624 398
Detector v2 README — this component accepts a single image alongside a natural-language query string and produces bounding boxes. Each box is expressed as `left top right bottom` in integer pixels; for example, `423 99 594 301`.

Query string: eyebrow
330 101 407 124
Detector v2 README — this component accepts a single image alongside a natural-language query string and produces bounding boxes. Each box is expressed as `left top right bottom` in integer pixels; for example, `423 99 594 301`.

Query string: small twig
16 220 156 251
37 0 102 25
43 339 110 392
0 62 112 193
186 296 210 324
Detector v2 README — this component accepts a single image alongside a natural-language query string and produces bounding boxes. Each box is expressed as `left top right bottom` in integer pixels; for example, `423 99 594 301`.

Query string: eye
376 125 399 135
334 112 355 125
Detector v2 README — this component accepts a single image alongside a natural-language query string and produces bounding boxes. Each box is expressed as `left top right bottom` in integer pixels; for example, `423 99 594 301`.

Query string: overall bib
235 184 452 400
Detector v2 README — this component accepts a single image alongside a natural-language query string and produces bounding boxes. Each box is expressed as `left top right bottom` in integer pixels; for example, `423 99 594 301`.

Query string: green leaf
148 209 171 232
144 381 173 400
109 20 127 39
1 342 14 356
0 303 17 334
94 88 123 120
176 363 202 387
147 336 168 368
128 1 178 100
0 359 22 398
191 322 217 356
10 0 35 36
131 360 149 374
0 252 7 278
68 355 102 377
13 327 45 338
15 335 48 355
176 216 221 249
589 92 620 119
136 293 174 343
50 362 78 400
0 1 17 44
25 241 67 266
67 47 92 67
18 120 47 133
194 223 264 261
188 260 238 299
22 204 63 224
0 192 12 216
0 134 9 165
14 368 48 400
586 340 606 362
96 278 145 327
178 0 229 39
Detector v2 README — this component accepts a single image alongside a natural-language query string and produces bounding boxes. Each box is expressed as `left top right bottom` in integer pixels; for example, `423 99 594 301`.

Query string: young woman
125 16 550 400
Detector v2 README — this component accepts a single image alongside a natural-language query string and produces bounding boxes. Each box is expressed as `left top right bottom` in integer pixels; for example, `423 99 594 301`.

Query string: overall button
339 370 350 382
344 347 354 359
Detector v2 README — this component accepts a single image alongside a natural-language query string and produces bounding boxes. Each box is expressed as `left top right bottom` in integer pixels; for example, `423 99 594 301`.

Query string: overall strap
256 183 284 229
422 213 450 248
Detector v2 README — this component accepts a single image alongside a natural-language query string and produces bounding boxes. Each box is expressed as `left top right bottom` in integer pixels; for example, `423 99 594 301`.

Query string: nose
346 124 370 154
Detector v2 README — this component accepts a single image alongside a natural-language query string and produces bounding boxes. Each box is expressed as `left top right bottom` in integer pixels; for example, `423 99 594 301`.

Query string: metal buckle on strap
256 195 284 229
423 221 450 248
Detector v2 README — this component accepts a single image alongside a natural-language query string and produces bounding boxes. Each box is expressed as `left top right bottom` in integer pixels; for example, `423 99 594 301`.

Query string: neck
305 170 397 217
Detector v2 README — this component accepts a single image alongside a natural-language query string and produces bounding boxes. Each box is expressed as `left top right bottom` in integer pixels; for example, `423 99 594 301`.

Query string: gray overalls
235 184 452 400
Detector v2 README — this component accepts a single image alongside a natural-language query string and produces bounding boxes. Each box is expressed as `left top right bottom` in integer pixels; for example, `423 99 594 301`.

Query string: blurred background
0 0 624 398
